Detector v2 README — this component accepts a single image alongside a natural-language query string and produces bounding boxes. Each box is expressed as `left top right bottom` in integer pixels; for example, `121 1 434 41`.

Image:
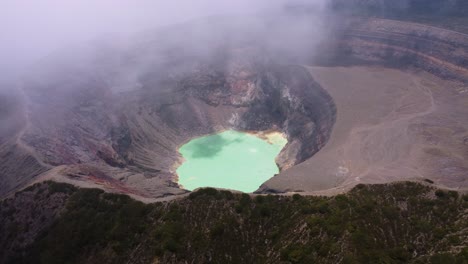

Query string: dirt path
338 74 435 187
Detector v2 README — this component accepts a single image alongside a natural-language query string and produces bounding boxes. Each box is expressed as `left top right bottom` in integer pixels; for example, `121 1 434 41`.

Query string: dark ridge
1 181 467 263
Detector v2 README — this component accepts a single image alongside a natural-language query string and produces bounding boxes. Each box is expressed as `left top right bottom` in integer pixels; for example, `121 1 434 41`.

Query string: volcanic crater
1 15 468 200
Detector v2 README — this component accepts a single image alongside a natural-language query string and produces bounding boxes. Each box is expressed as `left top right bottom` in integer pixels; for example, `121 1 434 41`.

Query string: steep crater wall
3 52 336 198
331 18 468 83
111 63 336 188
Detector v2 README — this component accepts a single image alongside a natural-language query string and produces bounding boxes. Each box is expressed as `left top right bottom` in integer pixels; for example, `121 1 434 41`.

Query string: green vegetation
25 188 152 264
2 182 467 263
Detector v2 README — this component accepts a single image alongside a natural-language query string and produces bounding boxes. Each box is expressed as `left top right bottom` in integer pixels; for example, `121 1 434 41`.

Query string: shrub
292 193 302 201
435 190 446 198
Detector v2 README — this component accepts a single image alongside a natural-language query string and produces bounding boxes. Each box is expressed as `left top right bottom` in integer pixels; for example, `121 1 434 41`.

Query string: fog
0 0 334 179
0 0 333 140
0 0 328 81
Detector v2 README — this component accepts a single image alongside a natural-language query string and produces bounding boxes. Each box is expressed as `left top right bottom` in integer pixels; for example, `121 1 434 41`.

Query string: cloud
0 1 327 78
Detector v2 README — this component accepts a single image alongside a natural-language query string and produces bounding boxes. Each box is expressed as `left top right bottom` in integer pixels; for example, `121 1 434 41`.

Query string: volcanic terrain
1 14 468 201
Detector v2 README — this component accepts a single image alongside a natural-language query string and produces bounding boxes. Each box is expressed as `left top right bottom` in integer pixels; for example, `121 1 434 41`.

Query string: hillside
1 181 467 263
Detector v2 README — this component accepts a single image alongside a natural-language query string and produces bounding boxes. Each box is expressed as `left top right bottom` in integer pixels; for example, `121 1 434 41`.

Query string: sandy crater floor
266 66 468 194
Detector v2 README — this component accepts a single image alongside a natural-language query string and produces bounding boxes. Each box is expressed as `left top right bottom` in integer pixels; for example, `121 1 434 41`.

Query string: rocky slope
336 17 468 83
331 0 468 17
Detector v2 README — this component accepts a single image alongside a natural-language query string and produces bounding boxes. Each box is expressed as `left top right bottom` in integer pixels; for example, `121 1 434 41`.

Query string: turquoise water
177 130 287 193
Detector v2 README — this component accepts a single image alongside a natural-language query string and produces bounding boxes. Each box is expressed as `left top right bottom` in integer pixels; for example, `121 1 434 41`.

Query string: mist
0 0 333 141
0 0 329 82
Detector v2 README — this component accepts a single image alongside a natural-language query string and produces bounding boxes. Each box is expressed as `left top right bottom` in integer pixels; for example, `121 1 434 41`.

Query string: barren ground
264 66 468 195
